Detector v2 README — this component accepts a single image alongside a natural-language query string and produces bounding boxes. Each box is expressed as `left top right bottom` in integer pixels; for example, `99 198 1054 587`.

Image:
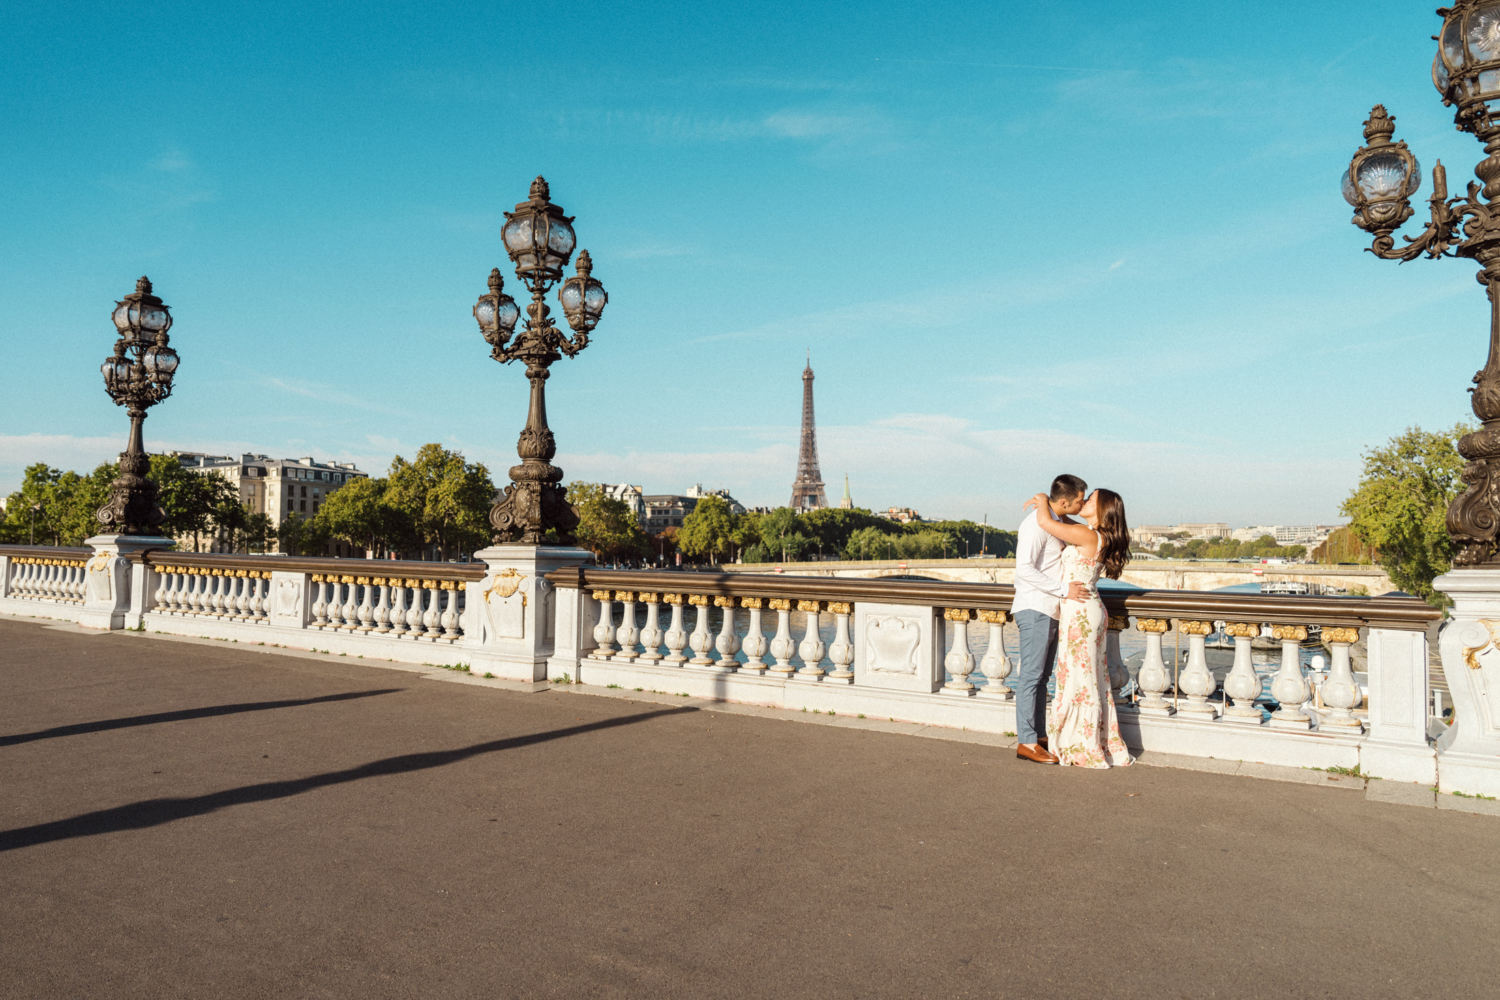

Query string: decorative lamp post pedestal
464 544 591 683
78 534 175 631
1433 570 1500 796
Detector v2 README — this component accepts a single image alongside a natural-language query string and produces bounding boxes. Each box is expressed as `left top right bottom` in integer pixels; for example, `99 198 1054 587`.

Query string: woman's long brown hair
1095 488 1129 580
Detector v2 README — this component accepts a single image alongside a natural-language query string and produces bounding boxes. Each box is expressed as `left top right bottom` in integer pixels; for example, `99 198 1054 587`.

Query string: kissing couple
1011 474 1134 769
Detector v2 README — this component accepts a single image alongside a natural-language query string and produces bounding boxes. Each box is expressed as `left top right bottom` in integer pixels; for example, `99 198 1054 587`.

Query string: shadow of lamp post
96 277 179 535
474 176 608 546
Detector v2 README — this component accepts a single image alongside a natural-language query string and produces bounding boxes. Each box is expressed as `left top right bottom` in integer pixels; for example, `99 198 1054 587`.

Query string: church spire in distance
790 352 828 511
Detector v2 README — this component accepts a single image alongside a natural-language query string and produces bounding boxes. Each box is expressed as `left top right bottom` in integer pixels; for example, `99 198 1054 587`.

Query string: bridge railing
0 546 94 608
544 567 1442 782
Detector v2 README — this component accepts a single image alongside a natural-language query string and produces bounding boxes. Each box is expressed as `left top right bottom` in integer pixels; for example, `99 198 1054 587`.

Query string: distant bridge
717 558 1395 595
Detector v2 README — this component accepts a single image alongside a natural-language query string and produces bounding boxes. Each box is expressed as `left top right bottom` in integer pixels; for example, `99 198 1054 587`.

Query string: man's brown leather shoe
1016 743 1058 764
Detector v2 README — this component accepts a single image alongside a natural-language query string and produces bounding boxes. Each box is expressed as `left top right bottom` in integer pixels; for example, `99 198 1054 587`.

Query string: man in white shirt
1013 473 1089 764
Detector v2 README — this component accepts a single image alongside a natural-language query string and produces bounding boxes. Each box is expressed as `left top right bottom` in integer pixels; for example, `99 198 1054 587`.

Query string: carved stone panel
270 572 307 627
853 602 941 693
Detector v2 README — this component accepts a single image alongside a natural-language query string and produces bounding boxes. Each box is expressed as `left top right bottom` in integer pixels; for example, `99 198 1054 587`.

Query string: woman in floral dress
1023 488 1134 769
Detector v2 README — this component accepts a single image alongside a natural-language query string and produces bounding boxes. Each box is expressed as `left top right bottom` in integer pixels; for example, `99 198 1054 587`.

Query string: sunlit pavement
2 616 1496 1000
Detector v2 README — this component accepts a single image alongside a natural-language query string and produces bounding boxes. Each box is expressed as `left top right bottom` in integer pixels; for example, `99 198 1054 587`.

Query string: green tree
1314 527 1376 565
3 464 65 544
566 482 648 562
1342 423 1469 605
277 511 332 557
386 444 495 559
679 495 737 565
758 507 811 562
317 476 404 557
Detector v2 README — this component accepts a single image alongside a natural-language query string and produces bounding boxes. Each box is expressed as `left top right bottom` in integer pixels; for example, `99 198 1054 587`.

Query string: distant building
883 506 921 524
1132 522 1230 547
789 358 828 512
602 484 643 521
174 452 368 553
838 474 853 510
1229 524 1335 546
641 485 746 535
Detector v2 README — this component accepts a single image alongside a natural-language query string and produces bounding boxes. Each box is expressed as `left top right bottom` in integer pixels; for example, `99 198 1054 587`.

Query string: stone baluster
441 582 462 639
252 573 269 620
662 594 688 665
739 597 768 675
183 570 201 615
326 578 347 629
613 591 640 660
353 577 373 632
978 610 1013 698
342 576 362 631
825 602 854 682
153 567 171 612
422 581 443 638
309 575 328 626
591 589 617 657
687 595 715 666
942 608 977 694
405 578 426 636
57 563 72 601
1176 620 1218 717
714 596 742 668
210 571 229 617
232 572 247 619
1319 627 1364 731
372 578 392 633
387 580 408 635
11 560 28 597
1268 625 1311 728
1134 618 1173 714
768 599 795 674
795 600 826 680
1222 622 1265 723
38 561 54 598
1106 616 1131 706
637 593 663 662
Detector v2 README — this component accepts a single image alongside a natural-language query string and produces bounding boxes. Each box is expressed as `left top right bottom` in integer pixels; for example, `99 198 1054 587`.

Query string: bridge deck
2 617 1495 999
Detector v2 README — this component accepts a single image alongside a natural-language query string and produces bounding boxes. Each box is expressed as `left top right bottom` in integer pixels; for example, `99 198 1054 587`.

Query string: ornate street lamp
474 177 607 545
1342 3 1500 565
96 276 179 535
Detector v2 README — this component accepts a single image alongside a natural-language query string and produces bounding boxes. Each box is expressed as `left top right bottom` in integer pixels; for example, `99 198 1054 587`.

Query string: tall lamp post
474 177 607 545
96 277 179 535
1347 3 1500 794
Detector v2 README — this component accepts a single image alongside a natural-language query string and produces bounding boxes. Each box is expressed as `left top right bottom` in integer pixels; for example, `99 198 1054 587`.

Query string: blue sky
0 1 1481 528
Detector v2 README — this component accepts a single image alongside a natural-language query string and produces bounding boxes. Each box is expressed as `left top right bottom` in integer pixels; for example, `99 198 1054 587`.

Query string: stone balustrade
545 567 1444 783
0 546 92 608
6 543 1496 796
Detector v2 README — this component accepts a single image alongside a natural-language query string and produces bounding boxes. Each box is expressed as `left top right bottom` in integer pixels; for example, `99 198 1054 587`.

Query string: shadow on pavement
0 705 695 853
0 688 406 748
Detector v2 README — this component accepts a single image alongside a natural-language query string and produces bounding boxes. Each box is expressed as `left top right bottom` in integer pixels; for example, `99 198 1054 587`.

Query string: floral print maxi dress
1046 543 1133 768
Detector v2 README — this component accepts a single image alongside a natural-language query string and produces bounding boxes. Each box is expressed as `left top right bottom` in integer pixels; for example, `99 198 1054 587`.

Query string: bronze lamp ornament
97 276 179 535
1344 2 1500 566
474 176 608 545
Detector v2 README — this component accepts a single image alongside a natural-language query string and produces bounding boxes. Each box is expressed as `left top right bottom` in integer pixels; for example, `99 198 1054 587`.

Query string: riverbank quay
3 618 1497 999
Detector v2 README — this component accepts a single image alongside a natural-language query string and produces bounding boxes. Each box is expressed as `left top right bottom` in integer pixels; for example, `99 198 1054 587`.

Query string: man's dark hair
1050 474 1087 502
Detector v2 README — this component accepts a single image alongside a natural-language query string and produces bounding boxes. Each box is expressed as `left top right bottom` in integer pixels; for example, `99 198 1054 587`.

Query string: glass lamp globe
474 268 521 345
110 276 172 342
501 176 577 280
558 250 607 333
143 344 179 381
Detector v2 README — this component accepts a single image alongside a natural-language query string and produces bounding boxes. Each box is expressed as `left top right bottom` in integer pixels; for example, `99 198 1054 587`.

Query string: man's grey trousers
1013 609 1059 745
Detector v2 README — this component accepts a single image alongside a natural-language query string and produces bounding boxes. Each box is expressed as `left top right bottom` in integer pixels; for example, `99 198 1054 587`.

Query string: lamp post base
78 534 175 630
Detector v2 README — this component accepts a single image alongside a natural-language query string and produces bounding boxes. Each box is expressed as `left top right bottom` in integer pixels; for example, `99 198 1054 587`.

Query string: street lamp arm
1364 171 1468 262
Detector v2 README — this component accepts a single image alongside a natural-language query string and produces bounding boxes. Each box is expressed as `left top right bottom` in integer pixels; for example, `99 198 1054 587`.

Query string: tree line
565 485 1016 566
1 444 495 560
1151 535 1308 561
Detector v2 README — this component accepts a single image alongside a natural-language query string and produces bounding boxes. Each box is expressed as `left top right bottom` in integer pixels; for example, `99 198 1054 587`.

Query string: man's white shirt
1013 508 1067 620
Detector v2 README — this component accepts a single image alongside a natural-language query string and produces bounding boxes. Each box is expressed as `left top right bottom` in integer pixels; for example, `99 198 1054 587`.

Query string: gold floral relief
739 597 763 610
1107 616 1129 631
591 589 611 601
796 600 821 613
1179 620 1213 636
615 591 636 602
977 609 1009 624
713 596 735 608
1224 622 1259 638
1272 625 1308 641
1323 627 1360 645
826 602 852 615
943 608 971 622
768 598 791 611
663 593 684 605
688 595 709 606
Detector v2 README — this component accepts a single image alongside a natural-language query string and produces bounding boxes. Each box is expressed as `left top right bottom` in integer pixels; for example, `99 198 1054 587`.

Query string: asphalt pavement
2 616 1496 999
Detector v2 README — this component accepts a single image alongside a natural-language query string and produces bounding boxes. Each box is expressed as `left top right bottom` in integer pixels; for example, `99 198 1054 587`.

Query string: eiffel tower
789 354 828 511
